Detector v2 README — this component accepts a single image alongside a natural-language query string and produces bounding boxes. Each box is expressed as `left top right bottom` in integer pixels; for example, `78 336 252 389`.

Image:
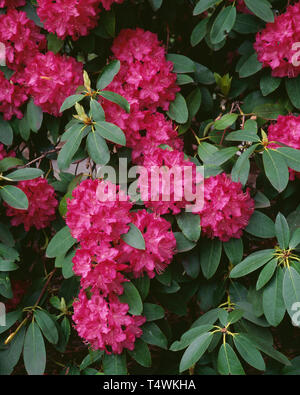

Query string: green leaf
283 266 300 321
141 322 168 349
0 272 12 298
285 75 300 109
218 309 229 326
119 281 143 315
0 326 26 375
193 0 219 15
148 0 163 11
94 121 126 146
0 157 23 172
7 168 43 181
214 113 238 130
198 142 219 162
245 211 275 239
56 317 70 353
46 226 76 258
244 0 274 23
282 356 300 375
90 99 105 122
223 238 243 265
199 238 222 279
289 228 300 249
277 147 300 172
260 73 281 96
226 130 260 142
263 149 289 192
60 121 82 142
179 332 213 373
247 334 291 366
167 93 189 124
0 260 19 271
254 191 270 209
26 99 43 133
263 268 285 326
231 144 258 186
228 309 244 325
47 33 64 53
191 18 209 47
86 130 110 165
80 350 103 371
61 250 75 279
170 325 213 351
204 147 238 166
210 6 237 45
121 223 145 250
98 91 130 113
128 339 151 368
0 185 28 210
60 94 84 112
0 117 13 146
256 258 277 290
233 334 265 371
103 353 127 375
217 343 245 375
176 212 201 242
230 249 274 278
133 276 150 301
253 103 287 120
57 125 84 170
239 52 262 78
166 54 195 73
23 321 46 375
96 60 120 90
233 14 264 34
34 310 59 345
275 213 290 249
182 253 200 279
174 232 197 253
176 74 194 86
143 303 165 322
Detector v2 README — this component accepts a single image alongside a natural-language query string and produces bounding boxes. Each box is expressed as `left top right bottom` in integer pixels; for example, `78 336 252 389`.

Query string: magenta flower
117 210 176 278
267 114 300 180
195 173 254 242
6 177 58 231
0 71 27 120
254 2 300 78
73 289 145 354
18 52 83 116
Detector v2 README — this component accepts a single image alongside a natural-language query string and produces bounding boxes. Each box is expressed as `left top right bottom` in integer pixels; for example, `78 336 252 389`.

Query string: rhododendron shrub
0 0 300 378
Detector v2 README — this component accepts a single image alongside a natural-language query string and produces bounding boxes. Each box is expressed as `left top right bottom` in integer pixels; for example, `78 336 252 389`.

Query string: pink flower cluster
101 28 180 158
0 9 83 118
193 173 254 242
17 52 83 117
118 209 176 278
138 146 200 215
267 114 300 180
67 179 176 353
6 177 58 231
0 71 27 120
0 10 46 71
254 2 300 78
73 290 145 354
36 0 124 40
0 0 25 8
